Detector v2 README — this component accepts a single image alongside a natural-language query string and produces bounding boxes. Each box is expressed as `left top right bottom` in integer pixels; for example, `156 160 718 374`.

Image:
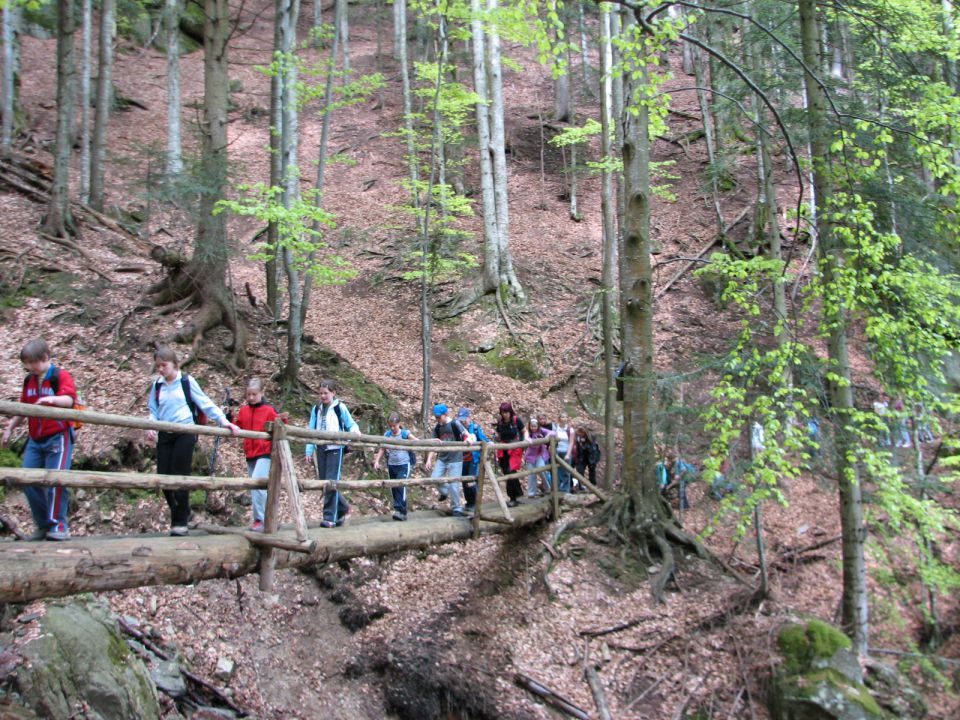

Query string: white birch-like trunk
165 0 183 177
471 0 500 293
335 0 350 75
485 0 524 302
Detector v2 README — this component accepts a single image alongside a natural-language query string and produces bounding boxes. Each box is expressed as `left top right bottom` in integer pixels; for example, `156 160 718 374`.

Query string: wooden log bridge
0 401 605 603
0 503 552 604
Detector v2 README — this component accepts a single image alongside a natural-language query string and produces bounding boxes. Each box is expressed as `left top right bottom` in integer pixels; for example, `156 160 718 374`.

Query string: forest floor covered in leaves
1 1 958 718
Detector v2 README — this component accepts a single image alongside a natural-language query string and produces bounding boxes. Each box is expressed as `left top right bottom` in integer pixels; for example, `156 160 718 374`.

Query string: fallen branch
579 615 658 638
868 647 960 666
118 617 248 716
584 665 612 720
39 233 112 280
514 673 590 720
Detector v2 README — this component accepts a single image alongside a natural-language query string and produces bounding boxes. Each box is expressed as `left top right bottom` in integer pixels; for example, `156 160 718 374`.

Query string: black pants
574 460 597 489
157 431 197 527
462 458 477 507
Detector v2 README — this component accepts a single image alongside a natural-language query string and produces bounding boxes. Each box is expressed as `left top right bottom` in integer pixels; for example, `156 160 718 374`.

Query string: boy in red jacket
234 378 282 531
0 339 77 540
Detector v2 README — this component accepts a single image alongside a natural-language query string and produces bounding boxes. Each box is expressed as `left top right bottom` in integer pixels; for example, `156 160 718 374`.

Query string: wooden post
472 442 488 538
549 435 560 521
484 458 513 523
275 423 308 543
258 422 286 592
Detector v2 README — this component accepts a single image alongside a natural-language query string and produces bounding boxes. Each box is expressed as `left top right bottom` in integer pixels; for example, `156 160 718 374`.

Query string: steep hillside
0 2 957 719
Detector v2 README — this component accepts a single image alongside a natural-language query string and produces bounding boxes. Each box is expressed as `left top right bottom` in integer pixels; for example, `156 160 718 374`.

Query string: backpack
24 366 87 431
155 374 208 425
587 440 601 465
388 428 417 466
313 401 354 453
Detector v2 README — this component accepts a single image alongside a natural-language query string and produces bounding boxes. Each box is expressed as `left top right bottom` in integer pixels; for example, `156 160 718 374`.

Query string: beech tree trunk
599 6 618 488
276 0 303 384
799 0 868 656
165 0 183 177
42 0 77 238
88 0 115 211
1 3 17 155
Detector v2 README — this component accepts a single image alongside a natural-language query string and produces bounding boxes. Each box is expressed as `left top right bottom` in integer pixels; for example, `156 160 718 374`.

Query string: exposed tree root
148 251 247 372
553 492 751 604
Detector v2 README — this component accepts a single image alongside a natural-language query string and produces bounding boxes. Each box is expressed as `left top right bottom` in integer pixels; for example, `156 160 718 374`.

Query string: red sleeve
265 405 279 422
19 376 30 403
56 369 77 406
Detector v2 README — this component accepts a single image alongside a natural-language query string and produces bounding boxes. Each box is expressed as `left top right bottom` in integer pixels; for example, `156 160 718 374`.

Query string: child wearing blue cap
425 404 472 517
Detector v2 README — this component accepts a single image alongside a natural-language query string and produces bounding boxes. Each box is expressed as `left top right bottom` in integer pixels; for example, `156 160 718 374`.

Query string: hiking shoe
392 512 407 521
319 520 336 528
452 509 469 518
25 528 48 542
170 526 189 537
250 520 264 532
46 525 71 541
464 505 475 513
507 500 520 508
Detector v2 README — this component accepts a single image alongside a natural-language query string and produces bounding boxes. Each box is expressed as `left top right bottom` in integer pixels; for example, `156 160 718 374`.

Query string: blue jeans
247 457 270 523
22 431 73 533
432 458 463 511
526 456 547 496
557 463 572 493
388 463 409 514
316 448 349 523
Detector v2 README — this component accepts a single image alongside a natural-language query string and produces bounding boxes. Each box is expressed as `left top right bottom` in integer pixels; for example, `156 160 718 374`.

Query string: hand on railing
144 429 158 443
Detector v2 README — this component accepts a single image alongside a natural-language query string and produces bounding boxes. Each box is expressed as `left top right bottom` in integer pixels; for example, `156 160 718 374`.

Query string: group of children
1 338 603 540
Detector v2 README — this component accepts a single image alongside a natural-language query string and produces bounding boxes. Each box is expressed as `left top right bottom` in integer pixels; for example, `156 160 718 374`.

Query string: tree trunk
600 6 618 489
89 0 116 211
165 0 183 177
79 0 92 201
485 0 523 303
149 0 246 370
1 4 18 156
335 0 350 75
42 0 77 238
799 0 868 656
277 0 302 385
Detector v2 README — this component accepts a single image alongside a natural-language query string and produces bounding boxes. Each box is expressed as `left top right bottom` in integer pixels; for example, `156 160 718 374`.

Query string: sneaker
452 509 469 518
25 528 48 542
392 511 407 522
464 505 475 513
46 524 71 541
250 520 264 532
507 500 520 508
319 520 336 528
170 526 189 537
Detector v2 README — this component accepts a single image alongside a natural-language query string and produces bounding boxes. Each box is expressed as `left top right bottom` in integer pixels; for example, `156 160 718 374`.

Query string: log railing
0 400 606 590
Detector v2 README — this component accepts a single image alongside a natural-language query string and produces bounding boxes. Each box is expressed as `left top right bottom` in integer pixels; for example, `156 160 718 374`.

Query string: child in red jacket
234 378 282 531
0 339 77 541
